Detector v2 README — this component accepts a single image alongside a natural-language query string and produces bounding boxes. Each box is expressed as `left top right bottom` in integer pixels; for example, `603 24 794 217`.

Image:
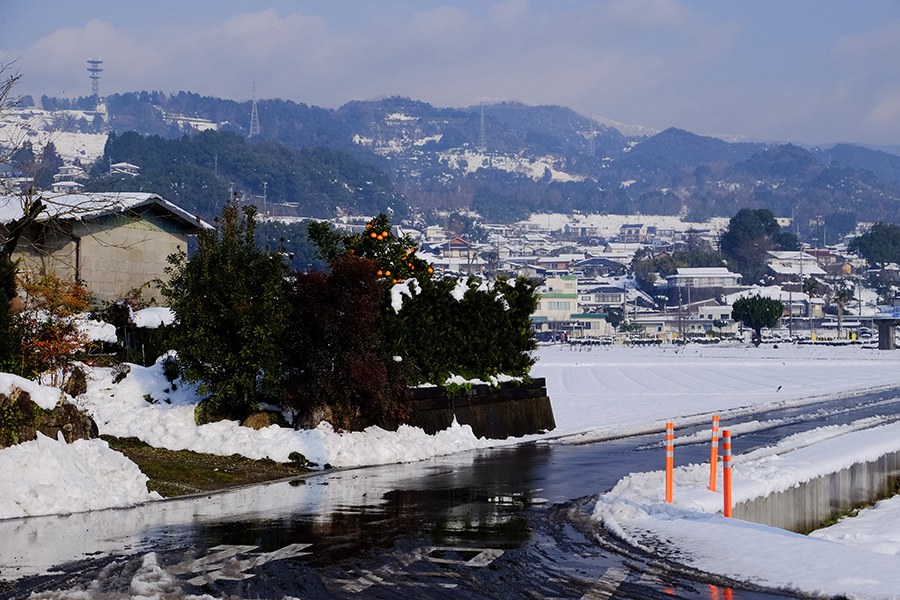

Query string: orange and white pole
709 415 720 492
723 429 732 518
665 422 674 503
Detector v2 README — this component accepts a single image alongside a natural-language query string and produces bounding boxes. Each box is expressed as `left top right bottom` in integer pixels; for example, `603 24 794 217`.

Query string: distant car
534 331 554 342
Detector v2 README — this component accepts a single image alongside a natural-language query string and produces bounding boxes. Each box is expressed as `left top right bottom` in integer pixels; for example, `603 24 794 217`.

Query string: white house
667 267 741 289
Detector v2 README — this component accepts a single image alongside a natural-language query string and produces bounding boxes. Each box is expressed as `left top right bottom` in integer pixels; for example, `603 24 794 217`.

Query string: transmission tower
478 103 487 152
249 82 260 139
86 59 103 97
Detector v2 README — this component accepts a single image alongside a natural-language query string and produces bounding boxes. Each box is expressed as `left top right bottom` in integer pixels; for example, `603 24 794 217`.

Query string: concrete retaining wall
734 450 900 534
394 378 555 439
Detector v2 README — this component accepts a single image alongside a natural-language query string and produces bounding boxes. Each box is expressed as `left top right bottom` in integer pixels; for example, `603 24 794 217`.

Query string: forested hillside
84 130 406 221
41 91 900 238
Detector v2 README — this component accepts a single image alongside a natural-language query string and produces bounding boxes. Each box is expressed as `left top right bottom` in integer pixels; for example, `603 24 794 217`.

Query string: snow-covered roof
768 263 827 276
0 192 210 230
673 267 737 277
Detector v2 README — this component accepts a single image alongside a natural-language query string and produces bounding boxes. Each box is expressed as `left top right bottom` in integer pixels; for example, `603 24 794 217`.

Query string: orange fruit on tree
370 232 377 238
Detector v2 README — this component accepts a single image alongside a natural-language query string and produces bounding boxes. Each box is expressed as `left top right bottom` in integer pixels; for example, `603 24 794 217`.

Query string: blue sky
3 0 900 146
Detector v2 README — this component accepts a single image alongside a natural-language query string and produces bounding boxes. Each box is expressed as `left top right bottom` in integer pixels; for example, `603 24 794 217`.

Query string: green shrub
161 197 289 423
307 213 539 386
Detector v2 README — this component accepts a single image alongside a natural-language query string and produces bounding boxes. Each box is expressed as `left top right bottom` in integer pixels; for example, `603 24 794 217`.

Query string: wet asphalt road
4 386 900 599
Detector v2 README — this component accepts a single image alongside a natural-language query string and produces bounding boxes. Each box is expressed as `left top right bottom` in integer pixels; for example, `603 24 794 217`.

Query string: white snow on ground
592 422 900 599
0 108 108 163
3 343 900 597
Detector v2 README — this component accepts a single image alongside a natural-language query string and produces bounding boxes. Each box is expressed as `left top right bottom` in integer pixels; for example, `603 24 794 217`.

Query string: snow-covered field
4 342 900 598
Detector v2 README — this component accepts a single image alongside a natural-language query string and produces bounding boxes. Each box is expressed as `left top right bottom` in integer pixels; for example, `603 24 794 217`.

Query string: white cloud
865 86 900 130
6 1 900 145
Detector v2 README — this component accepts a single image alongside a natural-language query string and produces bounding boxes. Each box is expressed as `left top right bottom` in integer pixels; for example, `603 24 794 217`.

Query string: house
532 275 578 331
568 313 614 338
50 181 85 194
698 304 734 322
580 285 627 308
666 267 741 289
574 257 627 277
619 223 647 243
440 237 478 260
767 261 826 283
110 162 140 177
535 254 584 272
53 165 88 183
0 192 208 304
425 224 447 242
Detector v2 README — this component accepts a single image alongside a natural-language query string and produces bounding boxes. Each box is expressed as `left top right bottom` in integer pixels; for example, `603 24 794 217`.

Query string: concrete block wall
734 450 900 534
383 378 556 439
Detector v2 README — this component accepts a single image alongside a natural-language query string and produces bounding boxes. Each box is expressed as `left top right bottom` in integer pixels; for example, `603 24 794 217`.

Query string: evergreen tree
161 197 289 423
720 208 797 284
732 296 784 346
848 222 900 268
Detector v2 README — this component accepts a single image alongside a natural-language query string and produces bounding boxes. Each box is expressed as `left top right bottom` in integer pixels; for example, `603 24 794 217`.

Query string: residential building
580 285 627 308
619 223 647 243
532 275 578 331
667 267 741 289
0 192 208 304
110 162 140 177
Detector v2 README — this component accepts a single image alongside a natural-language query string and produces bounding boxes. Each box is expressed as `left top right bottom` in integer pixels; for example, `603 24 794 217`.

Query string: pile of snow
0 433 159 519
74 360 497 472
133 307 175 328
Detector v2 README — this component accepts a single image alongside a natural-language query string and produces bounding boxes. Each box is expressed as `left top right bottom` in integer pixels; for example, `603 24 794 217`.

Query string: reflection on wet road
3 387 900 599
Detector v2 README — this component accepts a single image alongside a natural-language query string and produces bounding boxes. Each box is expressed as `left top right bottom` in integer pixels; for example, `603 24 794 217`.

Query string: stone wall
0 387 98 449
392 378 555 439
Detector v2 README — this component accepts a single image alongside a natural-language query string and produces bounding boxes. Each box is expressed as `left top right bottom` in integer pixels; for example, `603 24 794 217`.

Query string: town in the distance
4 60 900 351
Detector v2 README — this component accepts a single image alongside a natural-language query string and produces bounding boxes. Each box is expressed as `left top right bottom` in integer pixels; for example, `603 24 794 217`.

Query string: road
3 387 900 599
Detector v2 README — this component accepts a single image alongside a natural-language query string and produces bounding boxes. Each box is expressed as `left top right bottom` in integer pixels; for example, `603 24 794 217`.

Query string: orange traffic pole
709 415 720 492
665 422 674 503
723 429 732 518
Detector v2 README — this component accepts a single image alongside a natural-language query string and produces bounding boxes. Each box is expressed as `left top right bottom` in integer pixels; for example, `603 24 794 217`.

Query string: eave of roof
0 192 212 231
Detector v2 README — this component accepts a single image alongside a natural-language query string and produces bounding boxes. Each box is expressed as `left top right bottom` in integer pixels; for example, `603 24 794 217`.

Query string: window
547 301 571 311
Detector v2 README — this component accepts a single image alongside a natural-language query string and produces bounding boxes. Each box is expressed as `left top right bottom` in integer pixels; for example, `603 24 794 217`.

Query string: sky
5 341 900 597
4 1 900 147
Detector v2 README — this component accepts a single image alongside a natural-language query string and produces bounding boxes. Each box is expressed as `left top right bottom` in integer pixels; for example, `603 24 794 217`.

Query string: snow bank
0 433 159 520
0 372 67 410
592 419 900 599
76 360 497 468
